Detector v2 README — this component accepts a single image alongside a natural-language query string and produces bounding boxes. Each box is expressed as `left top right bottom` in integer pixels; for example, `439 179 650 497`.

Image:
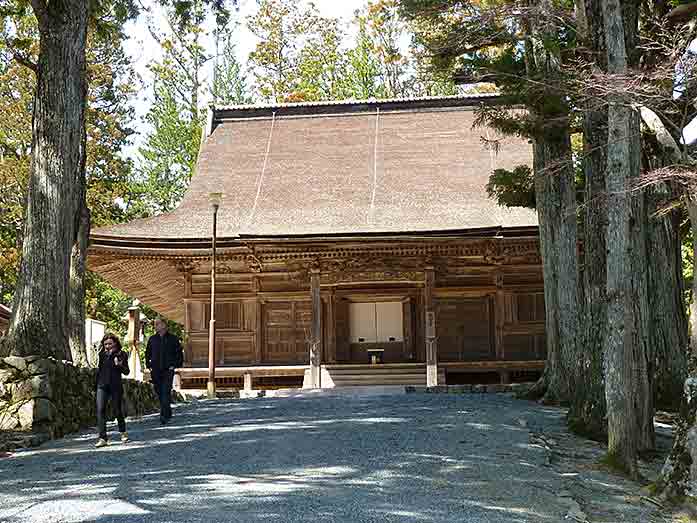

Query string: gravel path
0 391 639 522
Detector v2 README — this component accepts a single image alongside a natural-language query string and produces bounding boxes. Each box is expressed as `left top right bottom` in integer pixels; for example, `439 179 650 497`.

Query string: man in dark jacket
95 334 130 447
146 318 183 424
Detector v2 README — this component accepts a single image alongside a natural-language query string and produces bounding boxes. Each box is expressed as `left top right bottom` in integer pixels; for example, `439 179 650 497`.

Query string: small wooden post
424 266 438 387
243 372 252 392
126 302 140 349
494 272 505 360
126 301 142 380
310 267 322 388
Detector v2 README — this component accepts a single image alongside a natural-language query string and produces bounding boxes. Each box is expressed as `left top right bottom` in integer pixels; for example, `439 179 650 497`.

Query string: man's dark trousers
152 369 174 421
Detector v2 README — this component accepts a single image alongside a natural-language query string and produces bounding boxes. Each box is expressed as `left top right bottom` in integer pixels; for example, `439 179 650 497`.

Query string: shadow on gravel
0 394 573 523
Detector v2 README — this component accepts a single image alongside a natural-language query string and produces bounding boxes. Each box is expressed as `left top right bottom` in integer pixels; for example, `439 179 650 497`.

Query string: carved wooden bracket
245 254 264 273
171 260 202 274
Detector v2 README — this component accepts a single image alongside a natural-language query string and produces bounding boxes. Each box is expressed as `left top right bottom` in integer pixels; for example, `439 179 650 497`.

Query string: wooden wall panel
223 338 254 364
187 302 206 332
502 333 542 360
516 292 544 322
263 301 311 364
436 297 494 361
190 338 208 366
335 297 351 362
186 301 248 331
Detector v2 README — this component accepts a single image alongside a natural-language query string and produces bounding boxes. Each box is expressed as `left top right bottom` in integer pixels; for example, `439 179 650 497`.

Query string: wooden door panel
263 301 310 364
437 298 494 361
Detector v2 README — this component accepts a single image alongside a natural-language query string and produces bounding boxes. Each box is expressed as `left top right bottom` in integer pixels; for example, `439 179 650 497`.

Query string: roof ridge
213 93 500 112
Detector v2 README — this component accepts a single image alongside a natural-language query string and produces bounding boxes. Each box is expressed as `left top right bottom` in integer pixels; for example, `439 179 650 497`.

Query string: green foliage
133 6 209 215
247 0 308 102
247 0 457 103
85 273 132 335
486 166 536 209
342 15 385 99
135 83 202 214
296 17 349 101
212 20 253 105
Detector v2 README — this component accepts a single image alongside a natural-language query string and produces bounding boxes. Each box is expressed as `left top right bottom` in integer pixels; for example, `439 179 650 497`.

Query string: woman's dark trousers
96 385 126 440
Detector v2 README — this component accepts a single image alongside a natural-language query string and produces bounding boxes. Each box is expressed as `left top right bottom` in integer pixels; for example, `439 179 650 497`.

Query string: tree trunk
533 133 579 404
523 0 580 405
569 110 608 439
68 201 90 366
602 0 648 477
628 133 654 454
646 190 689 413
567 0 608 440
656 195 697 499
0 2 88 360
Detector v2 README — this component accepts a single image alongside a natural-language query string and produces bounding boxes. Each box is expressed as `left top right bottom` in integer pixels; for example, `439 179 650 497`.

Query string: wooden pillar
326 291 336 364
254 277 263 364
494 273 505 360
310 268 322 388
424 266 438 387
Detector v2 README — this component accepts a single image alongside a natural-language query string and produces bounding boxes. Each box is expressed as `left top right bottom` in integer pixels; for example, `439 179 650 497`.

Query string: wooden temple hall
87 95 546 390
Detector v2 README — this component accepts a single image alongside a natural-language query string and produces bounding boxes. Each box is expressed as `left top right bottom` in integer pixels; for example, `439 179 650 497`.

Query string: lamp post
208 192 223 398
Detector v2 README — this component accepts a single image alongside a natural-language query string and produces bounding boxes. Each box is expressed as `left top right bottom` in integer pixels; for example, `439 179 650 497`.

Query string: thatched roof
92 95 535 244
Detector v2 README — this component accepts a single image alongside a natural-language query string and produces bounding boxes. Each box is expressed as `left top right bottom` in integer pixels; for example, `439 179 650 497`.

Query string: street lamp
208 192 223 399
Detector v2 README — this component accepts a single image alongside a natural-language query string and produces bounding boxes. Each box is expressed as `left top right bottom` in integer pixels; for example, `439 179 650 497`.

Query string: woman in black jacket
95 333 130 447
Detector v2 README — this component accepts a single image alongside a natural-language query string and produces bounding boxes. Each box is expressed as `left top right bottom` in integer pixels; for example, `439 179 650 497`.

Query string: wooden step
331 378 427 386
327 368 426 376
326 366 446 387
330 378 427 385
330 374 427 382
324 363 426 371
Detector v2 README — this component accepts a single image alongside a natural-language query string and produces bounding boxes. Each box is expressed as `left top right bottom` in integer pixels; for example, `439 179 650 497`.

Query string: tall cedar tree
0 11 144 360
0 0 231 361
401 0 581 406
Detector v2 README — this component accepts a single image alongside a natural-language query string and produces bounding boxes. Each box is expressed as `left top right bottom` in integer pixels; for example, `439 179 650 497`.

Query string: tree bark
68 201 90 366
533 133 579 404
644 180 689 412
0 2 88 360
602 0 649 477
523 0 580 405
567 0 608 440
655 194 697 500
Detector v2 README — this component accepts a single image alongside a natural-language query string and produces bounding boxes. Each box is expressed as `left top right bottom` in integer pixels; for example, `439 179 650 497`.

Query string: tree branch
13 52 37 73
666 2 697 23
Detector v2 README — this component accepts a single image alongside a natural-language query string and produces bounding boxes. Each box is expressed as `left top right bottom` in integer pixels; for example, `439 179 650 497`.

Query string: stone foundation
405 383 535 394
0 356 180 448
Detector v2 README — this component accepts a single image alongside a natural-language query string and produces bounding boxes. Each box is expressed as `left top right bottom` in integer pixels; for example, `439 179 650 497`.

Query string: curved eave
89 225 539 254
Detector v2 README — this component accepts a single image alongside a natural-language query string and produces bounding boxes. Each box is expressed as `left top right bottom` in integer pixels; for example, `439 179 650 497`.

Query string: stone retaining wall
0 356 179 450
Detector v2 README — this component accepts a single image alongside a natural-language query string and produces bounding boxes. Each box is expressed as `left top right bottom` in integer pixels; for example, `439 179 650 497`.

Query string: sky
122 0 366 154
